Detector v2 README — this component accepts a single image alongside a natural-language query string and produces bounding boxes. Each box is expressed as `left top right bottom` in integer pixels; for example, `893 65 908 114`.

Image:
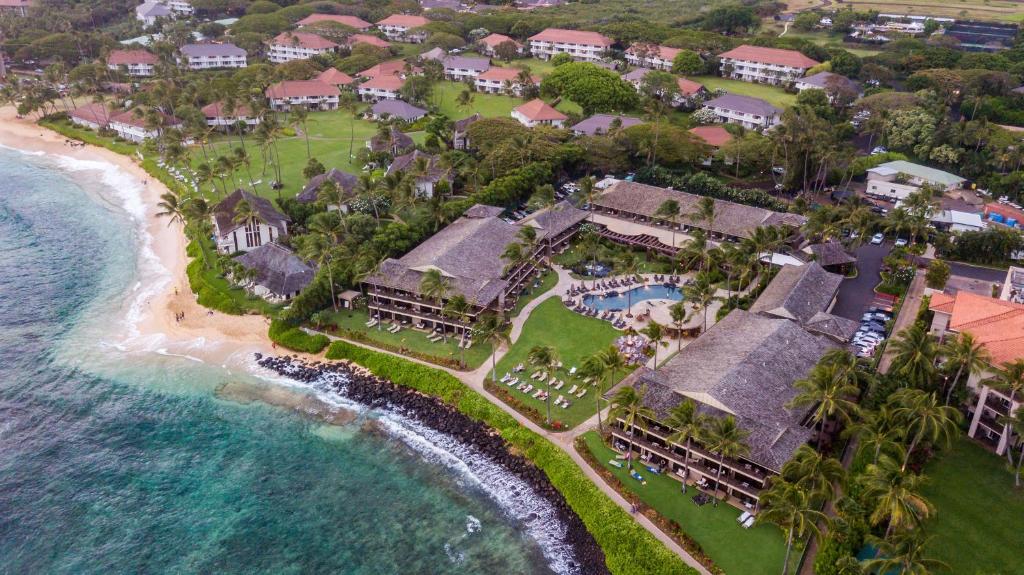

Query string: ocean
0 147 566 574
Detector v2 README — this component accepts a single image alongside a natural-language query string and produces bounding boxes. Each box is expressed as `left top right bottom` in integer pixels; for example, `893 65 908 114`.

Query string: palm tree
156 192 187 228
703 416 751 506
861 530 948 575
988 359 1024 462
759 479 828 575
641 321 665 370
444 295 472 367
940 332 991 405
618 254 640 317
999 409 1024 487
891 388 962 472
665 399 706 491
607 385 655 469
529 344 559 425
298 233 338 312
590 345 625 433
682 272 716 333
780 445 845 501
788 363 860 448
688 196 717 272
863 454 934 536
579 175 597 220
289 105 311 158
852 408 903 465
654 199 681 254
889 324 939 390
669 301 687 350
420 268 451 342
475 313 510 383
232 198 260 227
676 229 707 272
338 92 360 160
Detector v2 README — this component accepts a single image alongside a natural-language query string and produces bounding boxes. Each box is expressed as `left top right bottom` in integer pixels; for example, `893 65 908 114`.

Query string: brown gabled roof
719 44 819 69
688 125 733 148
201 101 253 118
268 31 338 50
348 34 391 48
513 98 567 121
107 49 158 66
358 59 418 78
213 189 290 237
69 102 112 126
377 14 430 28
359 74 405 91
676 77 704 96
265 80 339 99
316 67 355 86
480 33 521 49
476 66 539 84
750 262 844 326
296 13 372 29
806 240 856 268
528 28 613 47
626 43 681 61
235 243 314 296
109 108 181 129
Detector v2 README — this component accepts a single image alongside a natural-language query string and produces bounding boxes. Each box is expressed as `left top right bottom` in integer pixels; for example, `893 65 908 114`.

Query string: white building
624 43 681 71
201 101 259 129
441 55 490 81
179 43 247 69
356 75 405 101
69 103 112 131
0 0 33 17
265 80 340 111
135 0 170 26
108 109 182 142
718 44 820 85
478 33 523 57
266 31 338 64
474 67 539 95
511 98 567 128
866 160 966 201
793 71 862 102
528 28 613 62
702 94 781 130
106 49 159 77
930 210 986 233
376 14 430 43
212 190 291 254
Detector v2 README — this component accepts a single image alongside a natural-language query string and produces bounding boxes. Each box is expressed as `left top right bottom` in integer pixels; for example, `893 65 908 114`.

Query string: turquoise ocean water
0 147 565 574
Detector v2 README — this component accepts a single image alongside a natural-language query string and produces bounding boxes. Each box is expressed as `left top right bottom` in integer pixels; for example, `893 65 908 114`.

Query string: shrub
269 320 329 353
324 341 695 575
186 257 243 315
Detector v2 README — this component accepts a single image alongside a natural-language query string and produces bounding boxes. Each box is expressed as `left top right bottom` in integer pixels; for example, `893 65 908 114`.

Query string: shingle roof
265 80 338 99
796 71 859 92
719 44 819 69
297 168 360 203
377 14 430 28
621 67 651 83
806 240 856 268
570 113 643 135
704 94 782 117
367 126 416 154
348 34 390 48
269 31 338 50
358 59 417 78
108 49 158 65
235 243 314 296
69 103 112 126
442 55 491 72
387 150 445 182
201 101 253 118
420 47 447 61
213 189 290 237
518 201 589 240
689 125 733 147
296 13 372 29
749 262 844 326
626 43 681 61
528 28 613 47
480 33 521 48
316 67 355 86
513 98 567 121
929 291 1024 365
370 99 427 121
804 311 860 342
180 43 246 58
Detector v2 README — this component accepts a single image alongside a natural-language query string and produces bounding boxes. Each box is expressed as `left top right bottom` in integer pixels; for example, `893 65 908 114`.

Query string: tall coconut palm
940 332 991 405
529 344 559 425
889 324 939 390
588 345 626 433
688 196 717 272
891 388 962 472
640 321 665 371
156 191 187 228
861 530 948 575
654 199 681 255
780 444 845 502
232 198 260 227
759 479 828 575
703 416 751 506
298 233 338 312
999 409 1024 487
669 301 687 351
682 272 716 333
475 313 510 383
665 399 707 491
420 268 451 342
788 363 861 449
289 105 311 158
444 295 472 367
851 408 903 465
863 454 934 536
607 384 655 469
618 254 640 317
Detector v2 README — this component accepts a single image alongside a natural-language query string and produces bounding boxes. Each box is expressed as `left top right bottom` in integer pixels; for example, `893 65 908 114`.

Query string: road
832 243 890 321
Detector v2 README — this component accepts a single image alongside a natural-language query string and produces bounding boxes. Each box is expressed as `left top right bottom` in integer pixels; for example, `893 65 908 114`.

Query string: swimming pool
582 284 683 311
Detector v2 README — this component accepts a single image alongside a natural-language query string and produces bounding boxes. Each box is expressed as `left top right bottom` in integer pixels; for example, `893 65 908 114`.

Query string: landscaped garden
694 76 798 109
919 438 1024 575
431 80 581 120
580 431 788 575
490 297 629 429
510 268 559 317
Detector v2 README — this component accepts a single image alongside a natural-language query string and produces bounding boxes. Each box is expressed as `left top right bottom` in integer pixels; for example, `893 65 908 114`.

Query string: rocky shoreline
255 353 610 575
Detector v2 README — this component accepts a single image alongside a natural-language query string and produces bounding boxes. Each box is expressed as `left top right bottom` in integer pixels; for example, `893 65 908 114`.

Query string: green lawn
510 268 559 318
919 438 1024 575
431 80 523 119
695 76 797 109
491 297 627 428
322 307 493 369
581 431 788 575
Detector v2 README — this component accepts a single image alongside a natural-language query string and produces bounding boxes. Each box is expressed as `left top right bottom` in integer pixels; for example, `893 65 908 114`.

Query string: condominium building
266 32 338 63
624 43 681 71
511 99 567 128
106 49 159 77
527 28 613 62
295 13 372 31
376 14 430 43
717 44 819 85
702 94 782 130
356 74 405 101
69 103 112 131
441 55 490 81
478 33 523 57
201 101 259 129
265 80 340 111
474 67 540 95
108 109 183 142
179 43 247 69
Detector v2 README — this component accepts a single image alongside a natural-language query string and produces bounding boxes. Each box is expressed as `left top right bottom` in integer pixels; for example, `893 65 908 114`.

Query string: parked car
870 233 885 245
894 237 909 247
871 146 888 155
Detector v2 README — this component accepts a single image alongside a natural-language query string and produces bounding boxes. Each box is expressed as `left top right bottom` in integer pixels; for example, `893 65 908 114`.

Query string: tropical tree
988 358 1024 462
669 301 687 350
444 294 472 367
156 191 187 228
889 324 939 389
232 198 260 227
999 409 1024 487
780 445 845 501
682 272 716 333
939 332 991 405
475 313 510 383
298 233 339 312
420 268 451 342
617 253 640 317
759 479 828 575
863 454 934 536
861 530 948 575
891 388 962 471
529 344 559 425
789 363 861 448
655 199 682 260
641 321 665 370
607 385 655 469
851 408 903 465
703 416 751 506
688 196 717 272
665 399 707 491
589 345 626 433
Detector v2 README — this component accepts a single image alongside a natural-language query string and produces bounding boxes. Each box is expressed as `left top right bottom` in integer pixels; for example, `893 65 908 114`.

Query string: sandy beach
0 106 275 362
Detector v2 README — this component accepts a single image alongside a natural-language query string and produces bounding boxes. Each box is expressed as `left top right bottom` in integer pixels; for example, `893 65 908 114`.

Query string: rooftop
213 189 290 237
719 44 819 69
265 80 339 99
268 31 338 50
625 43 682 61
704 93 782 117
796 71 859 92
69 103 112 126
368 125 416 154
930 291 1024 365
528 28 613 47
180 43 245 58
348 34 391 48
370 99 427 121
201 101 252 118
297 168 360 203
107 49 158 65
570 113 643 135
360 74 405 91
480 33 520 48
235 243 314 296
476 66 538 83
442 55 491 72
315 67 355 86
377 14 430 28
676 77 704 96
749 262 845 327
517 201 589 241
513 98 567 121
867 160 966 188
358 59 417 78
804 240 856 268
688 125 733 148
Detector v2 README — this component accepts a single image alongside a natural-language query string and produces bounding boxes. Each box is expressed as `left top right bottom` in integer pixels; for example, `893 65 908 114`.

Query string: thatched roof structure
235 243 314 297
213 190 290 236
296 169 360 204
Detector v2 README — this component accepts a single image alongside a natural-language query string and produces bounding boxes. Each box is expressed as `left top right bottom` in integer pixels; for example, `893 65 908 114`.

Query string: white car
870 233 884 245
871 146 888 155
894 238 909 247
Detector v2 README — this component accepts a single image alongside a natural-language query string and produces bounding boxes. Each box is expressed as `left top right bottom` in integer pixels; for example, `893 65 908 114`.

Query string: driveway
831 243 890 321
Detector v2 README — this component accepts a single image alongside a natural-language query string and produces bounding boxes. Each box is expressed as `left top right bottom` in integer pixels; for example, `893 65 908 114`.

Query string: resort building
357 74 405 101
358 59 419 79
689 125 733 165
793 71 861 101
363 202 586 331
527 28 613 62
179 43 247 70
376 14 430 43
474 67 539 95
673 77 707 108
347 34 391 49
267 32 338 63
369 99 427 122
452 113 481 150
866 160 966 201
234 243 314 302
624 44 682 71
441 55 491 81
108 109 182 142
478 33 523 57
201 101 259 129
212 190 290 254
367 126 416 156
802 240 856 274
929 285 1024 455
69 103 112 131
930 210 986 233
265 80 340 111
717 44 819 85
107 49 159 77
511 99 567 128
135 0 170 26
0 0 33 17
570 114 643 136
296 168 360 209
386 150 450 198
701 94 782 130
315 67 355 89
295 13 373 31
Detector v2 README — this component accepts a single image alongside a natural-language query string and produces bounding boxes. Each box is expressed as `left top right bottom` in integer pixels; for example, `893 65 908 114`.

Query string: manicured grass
581 431 788 575
322 307 493 369
431 81 523 119
919 438 1024 575
510 268 559 317
695 76 797 109
492 297 627 428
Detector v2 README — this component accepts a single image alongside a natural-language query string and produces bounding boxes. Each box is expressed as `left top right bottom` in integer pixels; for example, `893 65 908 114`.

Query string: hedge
269 320 329 354
325 340 695 575
186 257 244 315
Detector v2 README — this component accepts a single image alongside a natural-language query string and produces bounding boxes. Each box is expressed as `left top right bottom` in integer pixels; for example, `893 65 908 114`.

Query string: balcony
985 394 1011 416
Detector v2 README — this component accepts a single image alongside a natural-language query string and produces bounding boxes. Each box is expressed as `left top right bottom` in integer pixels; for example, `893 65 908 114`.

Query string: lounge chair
523 384 534 393
742 517 755 529
576 388 587 398
737 511 751 524
555 395 564 406
507 378 519 387
553 380 564 390
548 376 558 385
531 370 542 380
561 401 570 408
567 385 578 395
513 363 525 373
532 389 543 399
500 373 511 383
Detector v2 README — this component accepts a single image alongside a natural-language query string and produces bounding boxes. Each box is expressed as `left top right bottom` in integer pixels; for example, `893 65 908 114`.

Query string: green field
919 438 1024 575
581 432 788 575
510 268 559 318
430 79 580 121
491 297 628 429
695 76 798 109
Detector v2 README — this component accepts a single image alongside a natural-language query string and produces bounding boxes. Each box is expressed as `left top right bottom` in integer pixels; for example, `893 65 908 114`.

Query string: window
244 218 262 248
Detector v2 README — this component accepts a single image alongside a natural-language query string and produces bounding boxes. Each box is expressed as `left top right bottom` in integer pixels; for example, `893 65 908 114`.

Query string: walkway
878 269 926 374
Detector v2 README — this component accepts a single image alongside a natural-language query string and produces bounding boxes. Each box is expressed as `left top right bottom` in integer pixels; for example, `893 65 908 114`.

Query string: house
452 113 481 150
107 49 159 77
689 125 733 165
802 240 856 274
179 43 247 70
161 0 191 16
358 59 418 79
234 243 314 301
421 0 465 10
474 67 539 95
930 209 986 233
295 13 373 31
0 0 32 16
357 74 405 101
367 126 416 155
621 67 652 89
441 55 491 81
479 33 522 57
673 77 707 108
212 190 290 254
108 109 183 142
866 160 966 201
265 80 340 111
267 32 338 63
347 34 391 49
528 28 613 62
624 44 682 71
419 47 447 61
702 94 782 130
749 262 857 341
929 287 1024 455
570 114 642 136
511 99 567 128
387 150 451 198
793 71 861 101
718 44 819 85
376 14 431 43
296 168 360 208
315 67 355 89
369 99 427 122
135 0 170 26
201 101 259 129
69 103 112 131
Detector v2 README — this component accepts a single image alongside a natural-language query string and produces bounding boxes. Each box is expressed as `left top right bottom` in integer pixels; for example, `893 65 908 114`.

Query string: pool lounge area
583 283 683 312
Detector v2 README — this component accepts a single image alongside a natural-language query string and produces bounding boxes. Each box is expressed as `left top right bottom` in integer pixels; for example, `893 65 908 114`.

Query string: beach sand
0 106 275 362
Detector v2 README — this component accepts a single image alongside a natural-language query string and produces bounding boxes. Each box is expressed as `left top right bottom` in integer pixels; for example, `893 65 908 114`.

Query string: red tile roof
984 203 1024 224
265 80 339 99
359 75 405 91
528 28 613 47
201 101 253 118
269 31 338 50
109 109 180 128
69 102 111 126
718 44 819 69
676 77 704 96
476 67 539 83
514 98 567 121
930 291 1024 365
107 49 158 66
480 33 520 48
316 67 355 86
626 43 681 61
376 14 430 28
347 34 390 48
358 59 417 78
296 13 372 29
689 125 733 148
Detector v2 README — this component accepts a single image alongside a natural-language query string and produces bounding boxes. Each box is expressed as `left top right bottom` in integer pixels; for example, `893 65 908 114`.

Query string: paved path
878 269 926 374
832 243 890 321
